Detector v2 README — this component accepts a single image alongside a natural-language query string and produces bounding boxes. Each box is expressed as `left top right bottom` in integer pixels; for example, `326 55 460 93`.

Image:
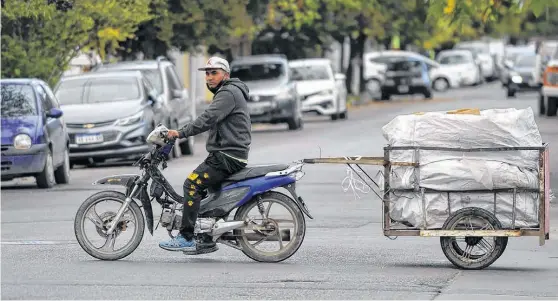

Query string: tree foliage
1 0 153 86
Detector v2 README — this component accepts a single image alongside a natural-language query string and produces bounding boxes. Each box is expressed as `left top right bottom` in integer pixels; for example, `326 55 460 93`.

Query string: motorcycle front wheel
74 190 145 260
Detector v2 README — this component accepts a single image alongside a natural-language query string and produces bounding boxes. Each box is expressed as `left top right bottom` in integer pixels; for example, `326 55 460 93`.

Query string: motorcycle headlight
14 134 32 150
115 112 143 126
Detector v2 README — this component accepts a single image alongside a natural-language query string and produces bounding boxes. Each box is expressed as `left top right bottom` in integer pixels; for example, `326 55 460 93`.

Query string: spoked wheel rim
79 198 140 255
240 197 300 257
448 215 495 262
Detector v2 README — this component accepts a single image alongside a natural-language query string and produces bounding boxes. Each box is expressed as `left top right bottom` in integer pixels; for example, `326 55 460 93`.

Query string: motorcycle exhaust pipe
219 229 291 241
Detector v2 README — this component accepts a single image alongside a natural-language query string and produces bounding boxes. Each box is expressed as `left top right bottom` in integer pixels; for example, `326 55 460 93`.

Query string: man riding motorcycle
159 56 252 254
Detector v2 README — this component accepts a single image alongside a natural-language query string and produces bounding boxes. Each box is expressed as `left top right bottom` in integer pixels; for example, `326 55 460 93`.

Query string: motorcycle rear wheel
74 190 145 260
233 191 306 263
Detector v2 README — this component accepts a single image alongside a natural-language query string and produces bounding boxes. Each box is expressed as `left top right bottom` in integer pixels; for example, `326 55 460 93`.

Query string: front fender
93 174 154 235
93 174 140 187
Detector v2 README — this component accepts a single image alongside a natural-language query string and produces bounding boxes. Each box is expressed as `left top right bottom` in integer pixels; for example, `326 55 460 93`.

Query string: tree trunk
357 32 366 94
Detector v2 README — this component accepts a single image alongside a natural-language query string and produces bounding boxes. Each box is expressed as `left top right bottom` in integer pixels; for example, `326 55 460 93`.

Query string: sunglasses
205 70 219 76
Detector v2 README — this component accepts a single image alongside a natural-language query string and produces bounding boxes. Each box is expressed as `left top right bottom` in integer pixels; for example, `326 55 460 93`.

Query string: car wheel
54 148 70 184
423 88 433 99
506 88 516 98
36 149 55 189
539 94 546 116
287 116 303 130
381 92 391 101
433 78 449 92
366 79 381 99
546 97 557 117
339 110 348 119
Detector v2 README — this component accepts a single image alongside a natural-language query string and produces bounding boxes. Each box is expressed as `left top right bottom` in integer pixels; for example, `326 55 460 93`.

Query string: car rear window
1 84 38 117
55 76 141 105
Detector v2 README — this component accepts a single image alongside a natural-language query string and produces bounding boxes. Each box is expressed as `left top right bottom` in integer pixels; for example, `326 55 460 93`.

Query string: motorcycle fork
106 184 141 235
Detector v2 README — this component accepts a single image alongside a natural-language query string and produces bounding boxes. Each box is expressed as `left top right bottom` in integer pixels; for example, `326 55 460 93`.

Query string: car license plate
398 85 409 93
75 133 104 144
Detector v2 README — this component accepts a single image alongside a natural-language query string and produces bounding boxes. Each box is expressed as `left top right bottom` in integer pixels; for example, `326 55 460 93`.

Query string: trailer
302 143 551 270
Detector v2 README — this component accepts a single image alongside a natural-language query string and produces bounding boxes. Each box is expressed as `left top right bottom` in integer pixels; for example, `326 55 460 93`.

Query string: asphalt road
2 82 558 300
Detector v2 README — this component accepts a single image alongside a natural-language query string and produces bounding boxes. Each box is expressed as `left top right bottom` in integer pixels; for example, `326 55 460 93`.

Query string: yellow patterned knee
188 173 199 181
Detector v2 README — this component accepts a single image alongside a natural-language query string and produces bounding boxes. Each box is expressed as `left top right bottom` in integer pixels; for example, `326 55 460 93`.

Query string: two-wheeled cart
302 143 551 270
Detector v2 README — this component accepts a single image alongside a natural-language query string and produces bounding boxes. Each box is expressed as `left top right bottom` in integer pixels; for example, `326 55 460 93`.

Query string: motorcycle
73 125 312 263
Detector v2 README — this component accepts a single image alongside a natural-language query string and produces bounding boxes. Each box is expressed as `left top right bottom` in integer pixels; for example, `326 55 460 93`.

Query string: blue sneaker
159 234 196 252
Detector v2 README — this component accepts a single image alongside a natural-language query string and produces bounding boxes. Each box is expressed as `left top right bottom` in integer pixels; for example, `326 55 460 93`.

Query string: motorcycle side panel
198 175 296 217
198 186 251 217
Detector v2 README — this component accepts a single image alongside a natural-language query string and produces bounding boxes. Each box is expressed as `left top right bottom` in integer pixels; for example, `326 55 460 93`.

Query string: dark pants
180 152 246 240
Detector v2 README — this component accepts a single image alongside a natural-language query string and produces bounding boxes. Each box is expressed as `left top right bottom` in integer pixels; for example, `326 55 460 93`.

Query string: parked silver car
54 71 169 167
92 57 195 155
230 55 303 130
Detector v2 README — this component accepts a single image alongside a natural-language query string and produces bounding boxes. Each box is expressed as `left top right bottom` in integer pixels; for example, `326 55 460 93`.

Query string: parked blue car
1 79 71 188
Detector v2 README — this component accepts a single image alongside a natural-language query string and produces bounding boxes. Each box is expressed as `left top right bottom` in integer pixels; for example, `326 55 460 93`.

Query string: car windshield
1 84 38 117
290 64 330 81
514 55 536 68
230 63 285 81
55 77 141 105
438 54 470 65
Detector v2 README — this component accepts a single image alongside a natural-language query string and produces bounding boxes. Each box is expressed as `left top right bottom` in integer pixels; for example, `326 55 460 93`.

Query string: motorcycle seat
225 164 290 182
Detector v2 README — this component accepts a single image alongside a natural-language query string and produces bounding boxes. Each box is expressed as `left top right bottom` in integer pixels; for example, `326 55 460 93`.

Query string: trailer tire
440 207 508 270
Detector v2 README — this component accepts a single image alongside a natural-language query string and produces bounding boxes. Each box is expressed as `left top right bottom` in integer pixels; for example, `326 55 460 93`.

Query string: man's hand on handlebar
167 130 180 140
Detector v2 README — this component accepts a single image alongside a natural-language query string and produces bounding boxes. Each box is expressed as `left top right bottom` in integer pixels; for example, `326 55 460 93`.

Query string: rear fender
282 182 313 219
93 174 154 235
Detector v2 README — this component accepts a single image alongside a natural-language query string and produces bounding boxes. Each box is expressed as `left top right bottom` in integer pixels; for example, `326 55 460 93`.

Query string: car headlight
14 134 32 150
319 89 334 96
115 111 143 126
510 72 522 83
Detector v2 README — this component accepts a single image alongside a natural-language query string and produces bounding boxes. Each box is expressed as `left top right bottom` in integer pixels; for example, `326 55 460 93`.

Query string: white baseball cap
198 56 230 73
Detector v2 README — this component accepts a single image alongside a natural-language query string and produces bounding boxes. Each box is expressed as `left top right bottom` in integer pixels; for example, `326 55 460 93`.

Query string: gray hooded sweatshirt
178 78 251 161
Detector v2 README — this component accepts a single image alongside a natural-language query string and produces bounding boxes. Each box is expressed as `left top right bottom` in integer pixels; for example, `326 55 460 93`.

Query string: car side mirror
148 90 160 105
46 108 63 119
334 73 346 81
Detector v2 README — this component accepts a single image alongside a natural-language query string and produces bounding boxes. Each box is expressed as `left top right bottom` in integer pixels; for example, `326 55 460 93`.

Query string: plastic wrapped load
389 159 540 191
382 108 543 170
388 191 540 229
380 107 543 229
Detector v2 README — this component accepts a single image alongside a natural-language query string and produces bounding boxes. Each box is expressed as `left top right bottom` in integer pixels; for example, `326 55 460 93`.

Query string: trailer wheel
440 207 508 270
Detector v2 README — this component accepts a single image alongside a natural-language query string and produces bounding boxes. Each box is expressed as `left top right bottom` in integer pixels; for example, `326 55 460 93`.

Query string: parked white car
436 49 483 86
364 50 460 92
455 41 496 80
289 59 348 120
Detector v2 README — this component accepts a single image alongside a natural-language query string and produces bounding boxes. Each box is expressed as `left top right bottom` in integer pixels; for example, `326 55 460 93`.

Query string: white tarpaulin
380 107 543 229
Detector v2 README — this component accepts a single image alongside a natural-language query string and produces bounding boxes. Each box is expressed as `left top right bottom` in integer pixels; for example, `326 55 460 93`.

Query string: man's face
205 69 228 88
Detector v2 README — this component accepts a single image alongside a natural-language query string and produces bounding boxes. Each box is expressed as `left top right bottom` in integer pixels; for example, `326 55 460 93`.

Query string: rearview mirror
46 108 63 119
334 73 346 81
